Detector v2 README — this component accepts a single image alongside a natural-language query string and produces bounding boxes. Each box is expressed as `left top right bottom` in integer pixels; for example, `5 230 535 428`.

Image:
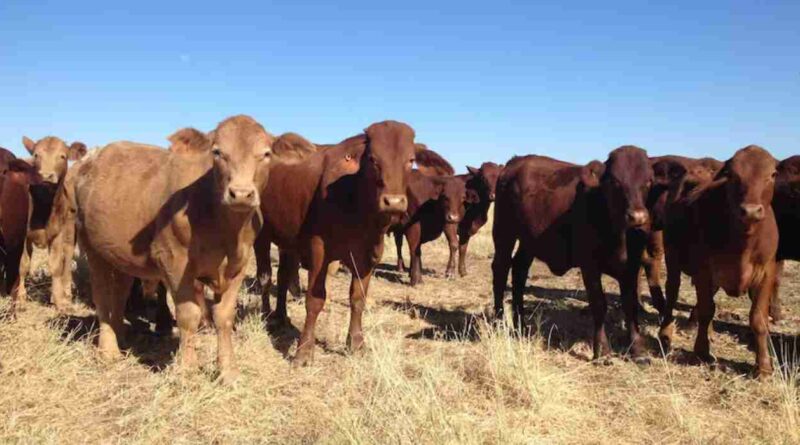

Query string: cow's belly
710 257 752 297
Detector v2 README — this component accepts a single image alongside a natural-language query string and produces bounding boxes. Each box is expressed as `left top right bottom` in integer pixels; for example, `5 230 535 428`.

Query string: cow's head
717 145 777 227
360 121 416 214
599 146 653 231
467 162 503 202
775 156 800 219
22 136 86 185
171 116 274 212
440 176 470 224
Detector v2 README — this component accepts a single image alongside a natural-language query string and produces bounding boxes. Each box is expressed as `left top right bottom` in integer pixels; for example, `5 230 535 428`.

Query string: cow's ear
68 142 87 161
321 143 364 197
465 189 480 204
22 136 36 155
714 160 732 180
168 128 213 154
580 160 605 188
668 162 687 181
467 166 480 176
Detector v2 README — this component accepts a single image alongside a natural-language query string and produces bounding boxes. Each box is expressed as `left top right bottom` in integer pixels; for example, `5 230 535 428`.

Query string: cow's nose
626 209 649 227
740 204 765 222
379 194 408 213
488 192 496 201
225 186 258 209
446 213 460 223
43 173 58 184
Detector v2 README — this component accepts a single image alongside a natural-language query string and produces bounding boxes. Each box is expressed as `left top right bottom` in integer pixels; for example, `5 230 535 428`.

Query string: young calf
662 145 778 377
69 115 274 382
391 170 472 285
493 146 654 362
254 121 417 366
15 136 86 311
457 162 502 277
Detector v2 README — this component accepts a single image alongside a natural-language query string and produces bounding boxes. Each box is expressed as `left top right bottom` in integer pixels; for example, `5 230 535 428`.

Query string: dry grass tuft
2 217 800 444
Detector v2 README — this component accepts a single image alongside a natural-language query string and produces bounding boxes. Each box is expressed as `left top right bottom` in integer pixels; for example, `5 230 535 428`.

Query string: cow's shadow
50 313 179 372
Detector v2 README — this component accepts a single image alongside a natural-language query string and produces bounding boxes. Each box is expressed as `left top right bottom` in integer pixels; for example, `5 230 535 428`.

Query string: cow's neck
29 179 62 230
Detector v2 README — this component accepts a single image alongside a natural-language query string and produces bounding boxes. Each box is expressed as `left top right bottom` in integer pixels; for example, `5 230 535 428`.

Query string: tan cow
68 115 273 383
15 136 86 311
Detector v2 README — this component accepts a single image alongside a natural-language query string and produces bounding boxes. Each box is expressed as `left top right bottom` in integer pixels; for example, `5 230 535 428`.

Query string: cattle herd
0 115 798 383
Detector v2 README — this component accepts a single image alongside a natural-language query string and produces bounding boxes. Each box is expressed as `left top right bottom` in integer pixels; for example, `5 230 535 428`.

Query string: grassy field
2 217 800 444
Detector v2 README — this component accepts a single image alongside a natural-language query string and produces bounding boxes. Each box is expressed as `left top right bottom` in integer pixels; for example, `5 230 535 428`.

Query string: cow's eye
263 149 272 159
212 148 222 157
33 153 39 159
60 154 67 160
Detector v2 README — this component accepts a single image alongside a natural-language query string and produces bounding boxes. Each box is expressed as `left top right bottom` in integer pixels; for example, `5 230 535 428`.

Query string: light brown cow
68 115 273 383
15 136 86 311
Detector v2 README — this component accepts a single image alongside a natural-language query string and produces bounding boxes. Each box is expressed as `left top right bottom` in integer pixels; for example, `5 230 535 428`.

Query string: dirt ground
1 220 799 444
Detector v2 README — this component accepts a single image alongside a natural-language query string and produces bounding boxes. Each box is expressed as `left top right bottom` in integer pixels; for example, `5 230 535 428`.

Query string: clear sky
1 1 798 170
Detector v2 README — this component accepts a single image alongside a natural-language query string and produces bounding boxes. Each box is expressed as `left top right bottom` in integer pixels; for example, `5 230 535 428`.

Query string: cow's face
602 146 653 231
208 115 274 212
467 162 502 202
720 146 777 226
361 121 416 214
441 177 469 223
23 136 86 185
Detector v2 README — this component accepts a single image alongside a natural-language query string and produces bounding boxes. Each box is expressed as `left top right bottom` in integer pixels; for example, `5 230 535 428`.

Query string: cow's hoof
695 351 717 365
217 368 240 386
292 350 314 368
593 356 614 366
631 355 651 366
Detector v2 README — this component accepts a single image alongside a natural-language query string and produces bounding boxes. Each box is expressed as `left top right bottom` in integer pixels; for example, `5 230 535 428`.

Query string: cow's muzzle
223 185 259 211
739 204 765 224
379 194 408 214
626 209 649 228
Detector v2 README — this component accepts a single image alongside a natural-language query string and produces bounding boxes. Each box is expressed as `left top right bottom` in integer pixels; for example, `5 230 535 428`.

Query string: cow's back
74 143 194 274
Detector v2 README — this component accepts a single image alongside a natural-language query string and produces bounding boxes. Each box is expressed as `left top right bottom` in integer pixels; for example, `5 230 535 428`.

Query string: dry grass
2 216 800 444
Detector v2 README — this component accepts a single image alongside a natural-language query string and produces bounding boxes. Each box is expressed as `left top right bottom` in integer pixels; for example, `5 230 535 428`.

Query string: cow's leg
346 262 372 353
693 271 717 364
274 250 299 324
491 231 516 322
212 270 245 384
161 262 203 370
659 250 682 352
154 282 173 336
406 223 423 286
254 231 273 321
444 223 459 279
769 260 784 323
458 231 471 277
581 267 611 360
12 240 32 305
510 247 534 332
48 231 71 313
393 229 406 272
620 268 647 363
5 241 26 318
644 231 665 312
294 238 327 367
749 262 776 378
86 250 131 361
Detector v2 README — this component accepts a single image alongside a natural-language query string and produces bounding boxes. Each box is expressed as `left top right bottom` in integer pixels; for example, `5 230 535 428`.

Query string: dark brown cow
660 145 778 377
391 170 473 285
769 156 800 322
15 136 86 311
254 121 416 366
493 146 654 362
0 149 41 315
456 162 503 277
644 156 723 312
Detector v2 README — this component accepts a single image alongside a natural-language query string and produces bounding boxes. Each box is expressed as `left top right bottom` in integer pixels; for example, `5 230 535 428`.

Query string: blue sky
1 1 798 170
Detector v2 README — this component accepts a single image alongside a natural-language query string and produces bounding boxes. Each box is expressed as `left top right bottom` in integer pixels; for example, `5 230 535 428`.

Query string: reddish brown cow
254 121 416 366
391 170 473 285
493 146 654 362
0 149 41 315
644 156 723 312
769 156 800 322
414 144 454 177
660 145 778 377
15 136 86 311
456 162 502 277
